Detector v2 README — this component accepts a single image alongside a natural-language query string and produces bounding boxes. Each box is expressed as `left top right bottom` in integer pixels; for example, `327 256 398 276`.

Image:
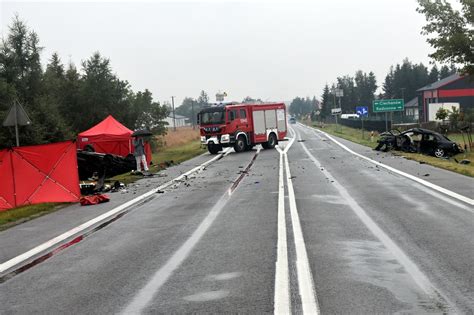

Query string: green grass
0 203 67 231
110 140 206 184
310 122 474 177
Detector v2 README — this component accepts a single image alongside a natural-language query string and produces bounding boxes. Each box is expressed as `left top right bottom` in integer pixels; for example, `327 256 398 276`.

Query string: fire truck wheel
233 136 246 153
208 143 222 154
265 133 277 149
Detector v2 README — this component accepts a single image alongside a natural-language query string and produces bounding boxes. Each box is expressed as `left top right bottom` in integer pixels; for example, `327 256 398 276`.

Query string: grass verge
0 203 67 231
309 122 474 177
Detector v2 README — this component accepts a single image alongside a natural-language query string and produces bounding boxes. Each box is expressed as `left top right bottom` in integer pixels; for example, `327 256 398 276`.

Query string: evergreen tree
320 84 331 118
428 64 439 83
0 15 45 144
439 64 457 79
0 14 170 146
383 66 395 98
60 62 81 129
37 53 73 142
197 90 209 107
77 52 132 131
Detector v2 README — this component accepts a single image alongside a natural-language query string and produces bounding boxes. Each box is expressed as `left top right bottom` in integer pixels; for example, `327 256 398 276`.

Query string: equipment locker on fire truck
198 102 287 154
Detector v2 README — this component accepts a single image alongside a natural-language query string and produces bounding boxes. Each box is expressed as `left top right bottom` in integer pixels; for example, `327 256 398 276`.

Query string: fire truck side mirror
196 114 200 124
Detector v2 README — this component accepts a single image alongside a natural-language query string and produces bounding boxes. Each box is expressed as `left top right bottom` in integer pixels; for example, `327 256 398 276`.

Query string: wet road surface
1 123 473 314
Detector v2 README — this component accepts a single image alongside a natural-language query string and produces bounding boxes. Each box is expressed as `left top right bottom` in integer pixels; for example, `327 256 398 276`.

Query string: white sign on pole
331 108 342 115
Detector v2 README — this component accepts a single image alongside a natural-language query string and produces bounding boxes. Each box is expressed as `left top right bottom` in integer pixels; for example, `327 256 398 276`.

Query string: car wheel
434 148 445 158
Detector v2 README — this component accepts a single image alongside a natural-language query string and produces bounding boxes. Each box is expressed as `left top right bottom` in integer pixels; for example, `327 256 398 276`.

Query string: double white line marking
275 133 320 314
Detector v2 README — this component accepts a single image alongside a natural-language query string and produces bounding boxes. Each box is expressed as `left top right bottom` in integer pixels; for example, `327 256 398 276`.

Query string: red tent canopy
77 115 151 164
0 141 81 211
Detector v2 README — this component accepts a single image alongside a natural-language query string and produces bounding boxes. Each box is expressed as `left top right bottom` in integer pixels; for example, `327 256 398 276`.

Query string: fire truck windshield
200 111 225 125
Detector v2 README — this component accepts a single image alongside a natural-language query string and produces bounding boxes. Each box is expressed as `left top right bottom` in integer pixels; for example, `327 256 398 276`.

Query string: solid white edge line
301 124 474 207
274 149 290 314
284 153 320 314
0 148 232 275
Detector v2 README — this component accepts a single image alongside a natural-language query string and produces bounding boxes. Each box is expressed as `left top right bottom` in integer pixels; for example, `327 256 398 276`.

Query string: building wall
418 75 474 122
164 117 189 128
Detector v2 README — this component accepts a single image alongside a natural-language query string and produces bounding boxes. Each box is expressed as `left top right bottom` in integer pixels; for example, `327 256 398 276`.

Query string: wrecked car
77 150 135 180
375 128 462 158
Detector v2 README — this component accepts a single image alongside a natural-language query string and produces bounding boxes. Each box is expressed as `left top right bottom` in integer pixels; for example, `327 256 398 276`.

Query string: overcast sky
0 0 434 105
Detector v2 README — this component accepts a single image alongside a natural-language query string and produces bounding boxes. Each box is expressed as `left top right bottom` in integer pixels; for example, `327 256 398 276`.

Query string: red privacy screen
0 141 80 211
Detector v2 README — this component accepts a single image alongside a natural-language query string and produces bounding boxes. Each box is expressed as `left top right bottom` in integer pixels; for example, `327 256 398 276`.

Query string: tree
448 106 460 130
289 96 314 118
175 97 196 120
382 59 432 103
0 14 51 145
435 107 449 121
417 0 473 75
77 52 132 131
383 67 395 98
320 84 332 119
354 70 377 112
0 14 166 146
36 53 73 142
60 62 81 128
439 64 457 79
197 90 209 107
428 64 439 82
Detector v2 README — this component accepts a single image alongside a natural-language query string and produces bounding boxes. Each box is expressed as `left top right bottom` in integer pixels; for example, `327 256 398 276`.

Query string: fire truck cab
198 102 287 154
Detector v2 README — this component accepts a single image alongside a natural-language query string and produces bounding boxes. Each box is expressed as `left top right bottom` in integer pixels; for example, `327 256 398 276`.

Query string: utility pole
171 96 176 131
401 87 406 123
191 100 195 130
331 87 337 129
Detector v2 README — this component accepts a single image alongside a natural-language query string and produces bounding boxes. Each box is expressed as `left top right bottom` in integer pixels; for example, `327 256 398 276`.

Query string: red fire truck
198 102 287 154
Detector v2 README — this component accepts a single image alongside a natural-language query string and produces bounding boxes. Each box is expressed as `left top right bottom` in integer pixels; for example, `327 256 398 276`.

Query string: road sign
373 99 404 112
3 101 32 147
335 89 344 97
356 106 368 117
3 101 31 127
331 108 342 115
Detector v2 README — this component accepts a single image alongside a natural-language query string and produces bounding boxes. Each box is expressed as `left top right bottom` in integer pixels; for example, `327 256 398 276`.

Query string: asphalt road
1 123 473 314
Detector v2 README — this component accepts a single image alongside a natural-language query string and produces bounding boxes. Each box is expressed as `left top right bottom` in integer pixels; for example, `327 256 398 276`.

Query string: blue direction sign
356 106 368 117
